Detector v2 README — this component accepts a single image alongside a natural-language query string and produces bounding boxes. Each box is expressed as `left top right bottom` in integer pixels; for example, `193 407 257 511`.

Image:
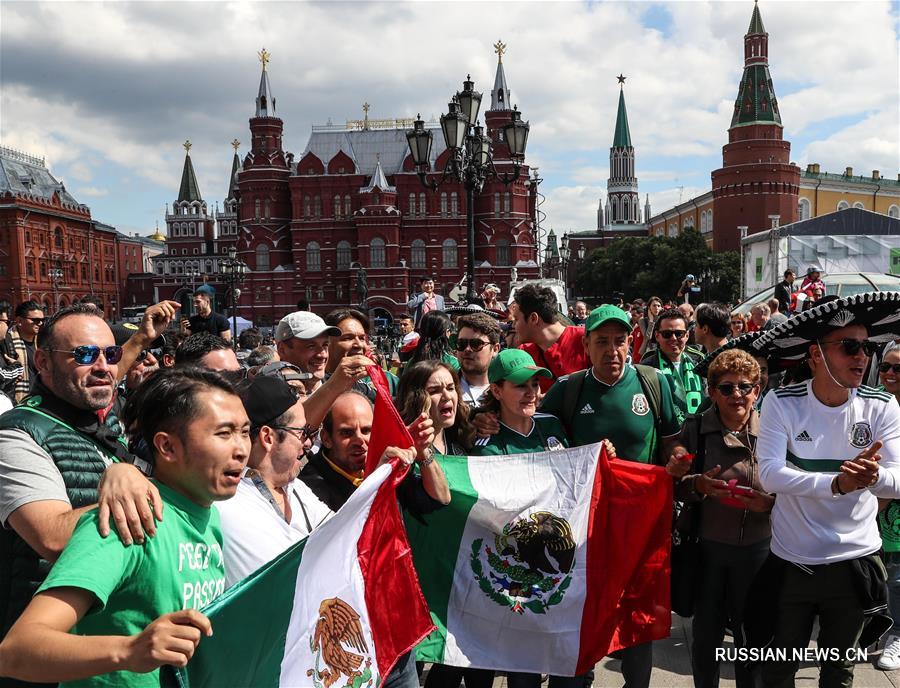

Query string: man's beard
51 366 113 411
460 359 488 377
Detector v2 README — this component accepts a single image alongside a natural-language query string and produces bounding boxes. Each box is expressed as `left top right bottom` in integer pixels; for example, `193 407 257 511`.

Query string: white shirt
460 377 489 407
757 381 900 565
215 475 333 587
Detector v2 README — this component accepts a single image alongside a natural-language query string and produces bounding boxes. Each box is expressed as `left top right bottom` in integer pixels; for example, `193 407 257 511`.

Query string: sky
2 0 898 239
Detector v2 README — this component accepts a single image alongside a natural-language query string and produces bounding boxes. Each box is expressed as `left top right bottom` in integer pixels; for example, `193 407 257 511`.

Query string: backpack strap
560 370 588 437
633 364 663 462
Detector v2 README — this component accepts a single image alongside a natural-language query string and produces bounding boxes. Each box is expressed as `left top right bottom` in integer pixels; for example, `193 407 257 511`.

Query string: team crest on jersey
631 393 650 416
470 512 575 615
849 421 873 449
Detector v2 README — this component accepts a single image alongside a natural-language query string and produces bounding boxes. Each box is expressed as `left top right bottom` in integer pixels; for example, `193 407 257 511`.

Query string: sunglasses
819 338 879 357
51 345 124 365
25 317 45 325
658 330 687 340
273 424 319 441
879 363 900 374
714 382 757 397
456 338 490 352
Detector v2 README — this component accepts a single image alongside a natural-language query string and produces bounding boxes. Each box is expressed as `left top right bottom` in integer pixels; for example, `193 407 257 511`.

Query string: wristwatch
831 475 847 498
419 446 435 468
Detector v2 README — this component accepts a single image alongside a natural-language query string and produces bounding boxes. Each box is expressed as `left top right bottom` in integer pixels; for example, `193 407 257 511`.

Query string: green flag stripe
168 538 307 688
786 451 843 473
404 455 477 662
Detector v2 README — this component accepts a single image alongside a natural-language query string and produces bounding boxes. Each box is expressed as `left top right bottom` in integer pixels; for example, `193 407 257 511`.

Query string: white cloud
542 185 604 231
799 110 900 176
75 186 109 198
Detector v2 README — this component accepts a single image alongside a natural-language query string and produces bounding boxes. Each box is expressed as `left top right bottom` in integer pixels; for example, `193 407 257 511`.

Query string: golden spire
258 47 271 71
183 140 192 154
231 138 240 152
494 40 507 62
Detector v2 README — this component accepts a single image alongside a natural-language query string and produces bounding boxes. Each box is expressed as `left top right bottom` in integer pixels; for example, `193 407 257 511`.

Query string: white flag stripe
442 444 600 674
279 463 391 686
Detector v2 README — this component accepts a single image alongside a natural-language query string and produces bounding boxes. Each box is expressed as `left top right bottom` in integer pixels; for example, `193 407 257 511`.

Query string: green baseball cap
585 305 633 333
488 349 553 384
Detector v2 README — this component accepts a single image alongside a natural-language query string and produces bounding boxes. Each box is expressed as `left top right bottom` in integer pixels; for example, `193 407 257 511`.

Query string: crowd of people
0 266 897 688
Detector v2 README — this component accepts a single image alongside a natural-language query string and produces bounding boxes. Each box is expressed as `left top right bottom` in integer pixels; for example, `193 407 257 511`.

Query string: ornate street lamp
219 246 248 347
406 75 530 303
48 266 64 313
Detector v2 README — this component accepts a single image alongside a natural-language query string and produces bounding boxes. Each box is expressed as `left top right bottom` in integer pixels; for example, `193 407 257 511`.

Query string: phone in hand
730 484 755 498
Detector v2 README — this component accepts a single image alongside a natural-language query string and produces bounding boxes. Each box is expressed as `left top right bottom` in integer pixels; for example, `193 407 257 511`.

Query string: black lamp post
406 76 530 304
48 266 64 313
220 246 247 347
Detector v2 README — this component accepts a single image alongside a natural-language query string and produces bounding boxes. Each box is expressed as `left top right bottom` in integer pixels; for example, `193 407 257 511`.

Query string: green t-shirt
473 413 569 456
540 365 682 464
37 481 226 688
653 350 705 420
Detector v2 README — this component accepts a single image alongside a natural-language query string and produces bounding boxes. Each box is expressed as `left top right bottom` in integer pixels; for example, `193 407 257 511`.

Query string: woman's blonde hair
707 348 760 388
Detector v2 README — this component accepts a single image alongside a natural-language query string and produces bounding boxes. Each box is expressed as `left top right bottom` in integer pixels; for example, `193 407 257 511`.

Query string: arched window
54 227 63 248
440 192 448 217
255 244 270 271
344 195 351 217
451 192 459 217
264 199 271 220
255 199 261 219
333 195 342 218
503 192 511 216
837 200 850 211
306 242 321 271
336 241 352 270
314 196 321 217
370 237 386 268
889 205 900 219
411 239 426 269
304 196 311 217
442 238 458 268
853 201 865 210
494 192 501 216
418 193 426 216
408 193 416 216
496 238 510 266
798 198 811 221
205 260 212 273
189 222 195 235
26 261 33 277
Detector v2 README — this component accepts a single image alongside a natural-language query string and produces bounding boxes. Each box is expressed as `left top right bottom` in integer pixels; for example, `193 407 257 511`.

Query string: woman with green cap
473 348 569 457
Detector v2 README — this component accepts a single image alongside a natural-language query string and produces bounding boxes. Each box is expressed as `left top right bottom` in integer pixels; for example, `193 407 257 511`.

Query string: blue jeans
884 551 900 634
385 652 419 688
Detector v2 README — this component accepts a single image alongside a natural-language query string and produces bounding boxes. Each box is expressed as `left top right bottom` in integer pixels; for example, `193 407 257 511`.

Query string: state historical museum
152 47 540 326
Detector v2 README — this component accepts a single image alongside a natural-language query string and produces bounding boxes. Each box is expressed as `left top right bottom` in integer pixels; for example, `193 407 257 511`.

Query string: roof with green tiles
748 1 766 34
801 170 900 188
612 87 632 148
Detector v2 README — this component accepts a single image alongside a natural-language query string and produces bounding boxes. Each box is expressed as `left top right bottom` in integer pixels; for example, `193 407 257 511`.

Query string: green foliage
574 229 741 304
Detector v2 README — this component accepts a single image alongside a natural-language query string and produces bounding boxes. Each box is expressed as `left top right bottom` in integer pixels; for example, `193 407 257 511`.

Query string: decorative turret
150 221 166 243
612 84 633 148
226 139 240 202
255 47 276 117
489 39 511 111
603 75 641 228
177 140 203 203
731 0 781 128
167 140 214 243
361 157 395 194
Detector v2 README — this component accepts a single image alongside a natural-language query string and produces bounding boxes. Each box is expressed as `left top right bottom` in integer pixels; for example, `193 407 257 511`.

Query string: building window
344 195 351 217
408 193 416 216
314 196 321 217
369 237 386 268
304 196 311 217
852 201 865 210
888 205 900 219
256 244 270 271
419 193 426 216
156 264 163 275
451 192 459 217
317 287 325 301
336 241 352 270
306 242 321 272
40 262 46 278
494 192 500 216
54 227 63 248
410 239 426 269
496 238 510 266
334 195 342 218
442 238 458 268
26 261 33 277
798 198 811 221
264 199 271 220
837 200 850 211
503 192 511 216
255 199 261 219
440 192 448 217
336 284 344 300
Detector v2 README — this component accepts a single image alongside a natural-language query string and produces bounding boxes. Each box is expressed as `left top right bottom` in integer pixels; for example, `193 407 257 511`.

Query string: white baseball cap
275 312 340 342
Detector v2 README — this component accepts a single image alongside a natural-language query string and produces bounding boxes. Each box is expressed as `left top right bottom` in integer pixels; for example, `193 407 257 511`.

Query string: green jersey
540 365 682 463
473 413 569 456
37 482 227 688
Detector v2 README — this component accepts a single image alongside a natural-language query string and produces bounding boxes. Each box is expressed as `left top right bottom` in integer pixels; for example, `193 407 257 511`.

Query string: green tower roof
730 64 782 127
747 1 766 35
177 150 203 203
612 86 632 148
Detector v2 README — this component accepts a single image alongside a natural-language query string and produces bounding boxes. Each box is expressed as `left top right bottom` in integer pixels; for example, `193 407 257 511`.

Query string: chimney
844 166 853 177
872 170 881 180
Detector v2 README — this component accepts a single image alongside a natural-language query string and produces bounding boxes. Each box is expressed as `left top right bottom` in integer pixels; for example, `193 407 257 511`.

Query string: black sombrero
444 303 504 320
752 291 900 362
694 331 789 378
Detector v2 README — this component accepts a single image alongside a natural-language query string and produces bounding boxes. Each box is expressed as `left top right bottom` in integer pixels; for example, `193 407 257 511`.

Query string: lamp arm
415 159 456 192
488 158 523 187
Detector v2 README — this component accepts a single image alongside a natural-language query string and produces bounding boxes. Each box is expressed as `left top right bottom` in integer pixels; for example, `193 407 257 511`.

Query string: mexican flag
167 460 434 688
405 444 673 676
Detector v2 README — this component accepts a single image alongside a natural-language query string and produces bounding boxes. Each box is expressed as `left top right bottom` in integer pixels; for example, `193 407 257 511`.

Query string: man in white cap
274 312 341 396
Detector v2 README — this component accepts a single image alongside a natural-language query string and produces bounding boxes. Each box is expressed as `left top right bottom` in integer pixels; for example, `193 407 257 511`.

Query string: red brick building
153 48 540 325
0 147 123 318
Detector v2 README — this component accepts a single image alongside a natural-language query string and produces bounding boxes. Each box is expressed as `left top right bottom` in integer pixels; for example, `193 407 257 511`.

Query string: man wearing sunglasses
641 308 705 420
0 303 164 646
215 374 332 587
455 312 502 407
1 300 44 403
753 299 900 687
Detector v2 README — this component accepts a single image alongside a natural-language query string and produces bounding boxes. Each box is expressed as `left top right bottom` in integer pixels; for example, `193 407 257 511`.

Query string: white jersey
215 476 333 587
757 381 900 565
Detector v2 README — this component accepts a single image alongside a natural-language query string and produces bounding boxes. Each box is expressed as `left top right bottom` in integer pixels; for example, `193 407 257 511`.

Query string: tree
574 229 740 305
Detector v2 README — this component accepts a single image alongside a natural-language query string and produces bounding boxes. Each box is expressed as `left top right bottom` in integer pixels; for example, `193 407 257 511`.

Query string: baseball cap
585 305 633 333
110 322 165 349
241 374 298 428
488 348 552 384
256 360 314 382
483 283 500 292
194 284 216 297
275 311 340 342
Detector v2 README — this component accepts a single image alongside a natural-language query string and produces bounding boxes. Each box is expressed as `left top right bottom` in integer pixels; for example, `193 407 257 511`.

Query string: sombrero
694 331 789 378
752 292 900 362
444 303 504 320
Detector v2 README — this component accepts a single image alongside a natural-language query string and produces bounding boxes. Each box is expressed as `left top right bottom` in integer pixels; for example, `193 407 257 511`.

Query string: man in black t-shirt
182 288 231 341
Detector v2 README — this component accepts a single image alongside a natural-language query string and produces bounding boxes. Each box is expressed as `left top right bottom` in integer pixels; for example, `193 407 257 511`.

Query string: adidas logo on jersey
794 431 813 442
580 403 595 415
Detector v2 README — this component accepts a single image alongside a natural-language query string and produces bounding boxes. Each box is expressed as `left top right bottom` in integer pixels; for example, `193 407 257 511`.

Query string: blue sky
2 1 898 238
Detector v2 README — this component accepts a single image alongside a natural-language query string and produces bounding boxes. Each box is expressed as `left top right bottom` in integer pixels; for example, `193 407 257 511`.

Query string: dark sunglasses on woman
879 362 900 374
714 382 757 397
49 345 124 365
